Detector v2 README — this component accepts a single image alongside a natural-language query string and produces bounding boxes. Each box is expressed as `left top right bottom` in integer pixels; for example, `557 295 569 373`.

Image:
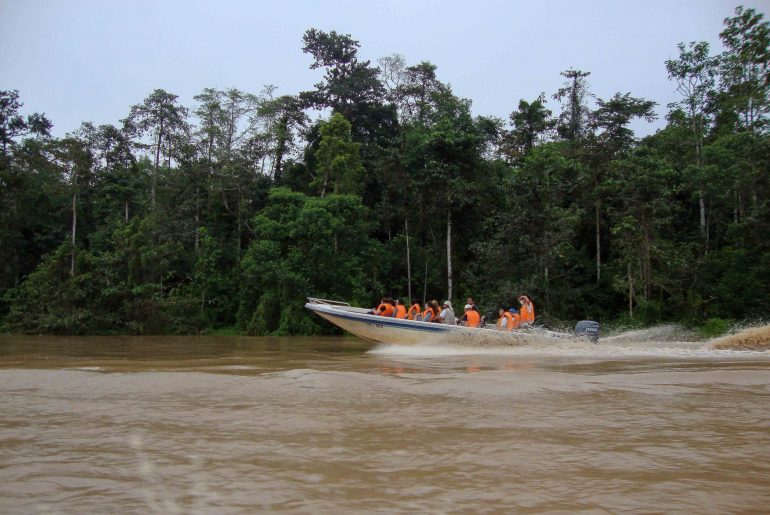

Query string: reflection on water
1 334 769 513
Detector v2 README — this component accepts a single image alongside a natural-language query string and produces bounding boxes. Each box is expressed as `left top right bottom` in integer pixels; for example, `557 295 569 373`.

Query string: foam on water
709 324 770 351
369 323 770 359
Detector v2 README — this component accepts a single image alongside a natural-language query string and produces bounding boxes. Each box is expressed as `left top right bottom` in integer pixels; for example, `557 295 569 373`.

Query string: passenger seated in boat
459 304 481 328
466 297 479 314
430 300 442 322
438 301 457 325
496 308 514 331
508 308 521 329
394 299 407 319
518 295 535 327
421 300 439 322
371 298 395 317
407 299 421 320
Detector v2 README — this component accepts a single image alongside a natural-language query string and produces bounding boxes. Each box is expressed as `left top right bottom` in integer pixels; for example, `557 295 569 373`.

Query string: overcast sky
2 0 769 138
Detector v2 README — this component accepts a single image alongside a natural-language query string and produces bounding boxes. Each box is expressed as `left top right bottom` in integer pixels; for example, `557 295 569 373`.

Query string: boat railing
306 297 351 307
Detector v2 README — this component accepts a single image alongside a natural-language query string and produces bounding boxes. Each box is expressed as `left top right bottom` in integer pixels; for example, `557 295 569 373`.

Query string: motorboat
304 297 536 346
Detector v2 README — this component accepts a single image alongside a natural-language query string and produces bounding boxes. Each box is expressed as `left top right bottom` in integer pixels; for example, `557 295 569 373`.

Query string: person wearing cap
459 304 481 328
438 300 457 325
518 295 535 327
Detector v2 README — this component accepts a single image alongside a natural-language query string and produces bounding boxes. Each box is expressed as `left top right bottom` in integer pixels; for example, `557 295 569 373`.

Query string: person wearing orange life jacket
496 307 514 331
422 300 439 323
371 298 395 317
460 304 481 328
508 308 521 329
407 299 421 320
518 295 535 327
394 299 407 319
430 300 442 322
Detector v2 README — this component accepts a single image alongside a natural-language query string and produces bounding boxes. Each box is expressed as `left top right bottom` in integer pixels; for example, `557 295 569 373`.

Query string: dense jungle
1 6 768 335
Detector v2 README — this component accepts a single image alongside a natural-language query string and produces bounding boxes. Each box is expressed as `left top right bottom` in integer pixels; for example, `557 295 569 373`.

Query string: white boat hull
305 302 533 346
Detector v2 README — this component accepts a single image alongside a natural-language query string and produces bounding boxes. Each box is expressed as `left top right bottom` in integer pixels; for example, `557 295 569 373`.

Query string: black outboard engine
575 320 600 343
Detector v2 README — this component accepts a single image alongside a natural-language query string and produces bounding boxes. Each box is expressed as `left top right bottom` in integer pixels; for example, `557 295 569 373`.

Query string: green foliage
2 12 770 335
718 6 770 131
4 244 104 334
312 113 364 196
238 188 380 335
699 318 734 338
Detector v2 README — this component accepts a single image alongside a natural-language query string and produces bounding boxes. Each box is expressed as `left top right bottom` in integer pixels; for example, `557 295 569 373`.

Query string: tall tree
607 149 678 318
254 92 307 180
500 93 555 162
553 69 592 142
0 90 52 159
398 61 445 123
377 53 407 105
300 29 385 123
125 89 189 207
665 41 716 240
51 136 93 276
405 87 497 301
718 6 770 132
592 92 657 153
587 92 657 283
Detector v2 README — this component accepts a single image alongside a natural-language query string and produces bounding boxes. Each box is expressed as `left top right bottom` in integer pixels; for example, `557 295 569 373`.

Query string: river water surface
1 332 769 513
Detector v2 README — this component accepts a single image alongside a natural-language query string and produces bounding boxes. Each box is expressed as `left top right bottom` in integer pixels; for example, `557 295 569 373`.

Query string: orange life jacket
520 301 534 324
465 310 481 328
395 304 407 319
496 312 513 330
510 312 521 329
407 303 421 320
377 303 395 317
422 307 435 322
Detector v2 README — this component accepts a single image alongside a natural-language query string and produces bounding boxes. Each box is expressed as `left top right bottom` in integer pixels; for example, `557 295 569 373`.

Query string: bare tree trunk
320 172 328 198
446 211 453 301
194 206 200 252
595 202 601 283
237 193 242 257
642 217 652 299
70 187 77 277
699 189 706 237
405 219 412 302
705 198 710 252
152 126 163 208
273 117 288 181
693 117 706 241
628 262 634 319
124 200 129 223
423 261 428 307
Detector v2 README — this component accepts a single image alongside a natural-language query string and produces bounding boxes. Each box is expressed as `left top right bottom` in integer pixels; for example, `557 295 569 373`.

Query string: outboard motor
575 320 600 343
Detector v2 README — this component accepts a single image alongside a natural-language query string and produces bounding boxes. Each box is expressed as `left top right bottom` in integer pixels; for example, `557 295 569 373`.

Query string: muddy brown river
1 332 769 513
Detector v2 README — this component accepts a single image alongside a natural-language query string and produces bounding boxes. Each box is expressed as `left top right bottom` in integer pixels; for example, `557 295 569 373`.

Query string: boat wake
709 324 770 351
369 323 770 359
